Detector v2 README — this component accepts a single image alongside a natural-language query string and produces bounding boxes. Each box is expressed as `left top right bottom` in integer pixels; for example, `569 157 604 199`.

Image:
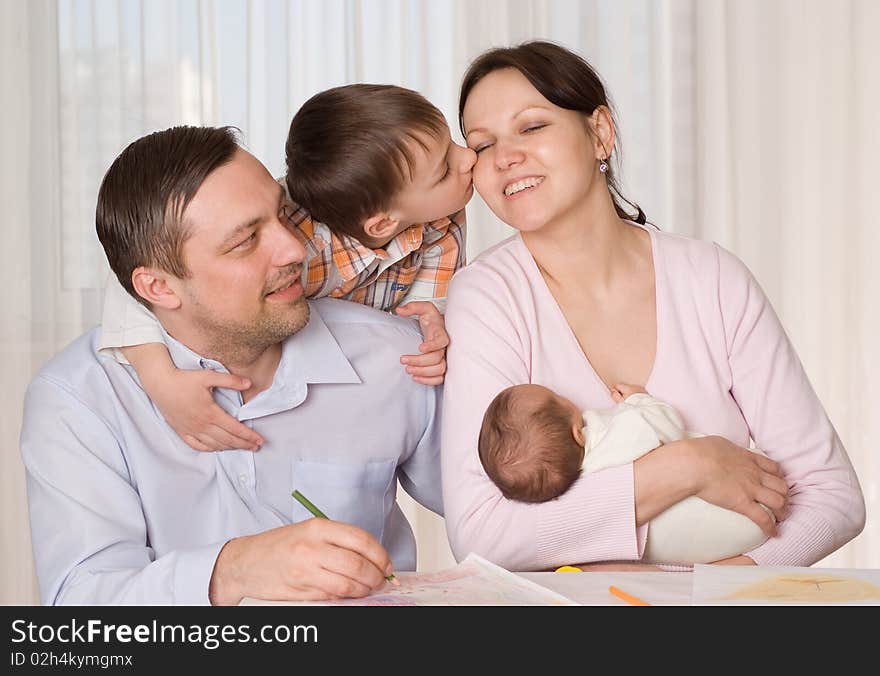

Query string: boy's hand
144 368 265 452
395 301 449 386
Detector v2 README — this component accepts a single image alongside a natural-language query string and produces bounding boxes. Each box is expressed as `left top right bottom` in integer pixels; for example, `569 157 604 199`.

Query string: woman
441 41 864 570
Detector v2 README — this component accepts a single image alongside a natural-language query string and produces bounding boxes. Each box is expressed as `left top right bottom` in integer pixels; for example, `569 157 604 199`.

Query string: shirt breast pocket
290 458 397 542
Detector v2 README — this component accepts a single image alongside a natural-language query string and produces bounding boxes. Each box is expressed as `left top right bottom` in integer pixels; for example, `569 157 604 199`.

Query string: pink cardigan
441 226 865 570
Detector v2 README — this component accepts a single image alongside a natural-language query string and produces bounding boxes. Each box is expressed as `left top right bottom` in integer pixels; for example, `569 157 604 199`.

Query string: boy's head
478 384 587 503
285 84 476 247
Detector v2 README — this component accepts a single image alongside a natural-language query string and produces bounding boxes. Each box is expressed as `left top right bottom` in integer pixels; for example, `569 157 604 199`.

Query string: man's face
388 125 477 229
173 148 309 357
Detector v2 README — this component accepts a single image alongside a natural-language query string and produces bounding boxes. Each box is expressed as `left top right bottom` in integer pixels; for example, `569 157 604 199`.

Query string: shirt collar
160 302 360 420
331 216 453 283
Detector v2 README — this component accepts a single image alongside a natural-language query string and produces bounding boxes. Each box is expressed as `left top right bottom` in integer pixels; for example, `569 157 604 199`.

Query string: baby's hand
395 301 449 386
610 382 648 402
144 368 264 452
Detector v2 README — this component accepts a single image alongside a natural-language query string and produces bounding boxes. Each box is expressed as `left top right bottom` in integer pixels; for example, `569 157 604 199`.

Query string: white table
519 572 692 605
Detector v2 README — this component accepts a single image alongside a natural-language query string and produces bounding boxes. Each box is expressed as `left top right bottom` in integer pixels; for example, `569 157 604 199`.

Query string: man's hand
208 519 395 605
395 301 449 385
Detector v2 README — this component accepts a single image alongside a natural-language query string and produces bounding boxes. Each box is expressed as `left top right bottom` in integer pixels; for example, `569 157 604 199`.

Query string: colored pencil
608 585 651 606
291 489 399 586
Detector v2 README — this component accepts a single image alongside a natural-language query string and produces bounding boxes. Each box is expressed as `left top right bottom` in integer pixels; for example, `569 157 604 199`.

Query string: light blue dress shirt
20 298 443 605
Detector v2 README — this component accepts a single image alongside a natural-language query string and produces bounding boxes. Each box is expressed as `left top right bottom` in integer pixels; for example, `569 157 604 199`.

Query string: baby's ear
572 421 586 447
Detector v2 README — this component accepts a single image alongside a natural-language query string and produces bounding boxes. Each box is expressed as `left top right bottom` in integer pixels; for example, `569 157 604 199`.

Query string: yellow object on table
555 565 583 573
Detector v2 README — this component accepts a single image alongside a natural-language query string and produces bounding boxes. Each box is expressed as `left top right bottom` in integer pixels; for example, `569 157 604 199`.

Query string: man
20 126 442 605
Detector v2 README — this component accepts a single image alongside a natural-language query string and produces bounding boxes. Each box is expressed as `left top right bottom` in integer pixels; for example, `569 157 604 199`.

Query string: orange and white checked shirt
285 201 466 313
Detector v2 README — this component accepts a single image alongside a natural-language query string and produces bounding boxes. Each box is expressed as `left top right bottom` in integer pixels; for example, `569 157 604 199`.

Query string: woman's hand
566 562 664 572
710 555 757 565
688 435 788 536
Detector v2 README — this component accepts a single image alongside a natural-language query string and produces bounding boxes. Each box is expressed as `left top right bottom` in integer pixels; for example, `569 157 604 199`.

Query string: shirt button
238 473 248 486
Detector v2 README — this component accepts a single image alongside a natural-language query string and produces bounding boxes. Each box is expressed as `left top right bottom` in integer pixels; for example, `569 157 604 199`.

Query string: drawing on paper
692 564 880 605
721 573 880 603
240 553 578 606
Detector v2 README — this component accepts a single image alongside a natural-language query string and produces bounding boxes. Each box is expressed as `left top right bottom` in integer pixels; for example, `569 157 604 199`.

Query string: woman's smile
503 175 545 199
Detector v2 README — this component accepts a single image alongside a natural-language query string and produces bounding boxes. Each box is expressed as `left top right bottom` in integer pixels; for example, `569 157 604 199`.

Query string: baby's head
285 84 476 247
478 384 587 503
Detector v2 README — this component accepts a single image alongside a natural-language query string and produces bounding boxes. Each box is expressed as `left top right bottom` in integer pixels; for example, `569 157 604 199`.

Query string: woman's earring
598 157 608 174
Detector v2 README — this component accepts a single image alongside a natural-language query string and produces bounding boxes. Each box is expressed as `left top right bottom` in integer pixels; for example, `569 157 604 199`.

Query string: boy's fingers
405 362 446 378
208 404 264 446
204 372 252 392
412 375 444 386
183 435 213 452
193 432 227 452
395 300 440 318
401 351 445 367
419 334 450 353
207 423 259 451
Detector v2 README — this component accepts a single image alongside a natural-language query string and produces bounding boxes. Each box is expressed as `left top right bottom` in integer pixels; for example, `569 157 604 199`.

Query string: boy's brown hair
96 125 240 308
285 84 447 240
478 386 584 503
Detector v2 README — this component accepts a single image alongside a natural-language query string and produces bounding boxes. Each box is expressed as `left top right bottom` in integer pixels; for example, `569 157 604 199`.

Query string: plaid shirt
285 201 466 313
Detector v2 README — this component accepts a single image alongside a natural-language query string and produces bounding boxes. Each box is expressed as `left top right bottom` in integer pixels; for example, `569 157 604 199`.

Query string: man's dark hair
285 84 447 239
96 125 240 308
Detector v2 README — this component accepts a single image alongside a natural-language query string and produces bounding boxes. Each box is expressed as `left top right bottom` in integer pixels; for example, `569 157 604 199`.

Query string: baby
477 383 772 564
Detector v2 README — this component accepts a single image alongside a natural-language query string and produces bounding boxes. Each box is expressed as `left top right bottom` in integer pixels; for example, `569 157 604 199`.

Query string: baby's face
512 384 587 449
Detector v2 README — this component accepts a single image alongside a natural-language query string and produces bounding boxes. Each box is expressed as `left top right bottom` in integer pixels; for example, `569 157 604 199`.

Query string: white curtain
3 0 877 604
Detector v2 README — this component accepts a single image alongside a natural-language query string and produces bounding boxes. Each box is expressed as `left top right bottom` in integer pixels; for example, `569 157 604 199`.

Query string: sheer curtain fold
693 0 879 567
3 0 876 604
2 0 59 606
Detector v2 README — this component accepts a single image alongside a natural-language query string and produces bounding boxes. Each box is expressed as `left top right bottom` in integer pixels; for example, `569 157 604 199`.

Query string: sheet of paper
693 564 880 605
519 571 693 606
240 553 579 606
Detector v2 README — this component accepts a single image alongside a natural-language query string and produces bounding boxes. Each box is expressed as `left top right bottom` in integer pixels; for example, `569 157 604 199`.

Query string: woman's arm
442 260 793 571
714 245 865 565
635 435 786 534
442 268 703 570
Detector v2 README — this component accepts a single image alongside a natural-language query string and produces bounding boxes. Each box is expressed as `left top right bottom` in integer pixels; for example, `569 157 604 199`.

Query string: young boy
100 84 476 451
477 382 773 564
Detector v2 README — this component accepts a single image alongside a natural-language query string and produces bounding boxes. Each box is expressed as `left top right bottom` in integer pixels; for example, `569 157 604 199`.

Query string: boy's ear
361 213 401 243
131 267 182 310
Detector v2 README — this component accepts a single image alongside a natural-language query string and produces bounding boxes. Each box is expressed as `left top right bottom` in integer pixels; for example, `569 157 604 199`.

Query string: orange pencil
608 585 651 606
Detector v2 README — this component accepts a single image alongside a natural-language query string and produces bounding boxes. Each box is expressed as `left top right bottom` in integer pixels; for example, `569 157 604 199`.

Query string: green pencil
291 489 399 586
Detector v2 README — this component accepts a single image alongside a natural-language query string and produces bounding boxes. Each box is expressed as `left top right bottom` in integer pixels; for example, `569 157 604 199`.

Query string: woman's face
462 68 605 234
